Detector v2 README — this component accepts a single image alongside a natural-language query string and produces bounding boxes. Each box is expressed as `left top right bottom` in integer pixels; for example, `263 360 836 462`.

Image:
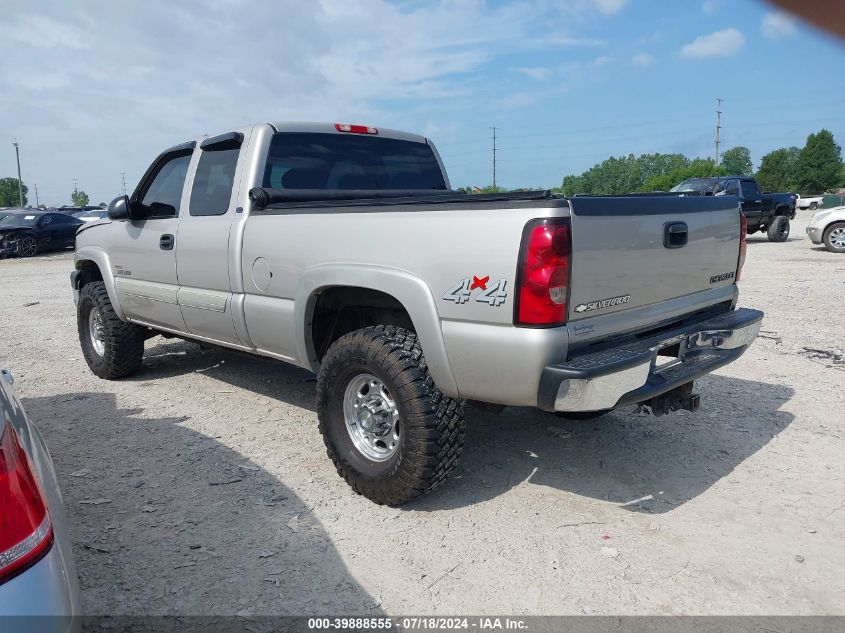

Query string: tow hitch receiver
639 382 700 416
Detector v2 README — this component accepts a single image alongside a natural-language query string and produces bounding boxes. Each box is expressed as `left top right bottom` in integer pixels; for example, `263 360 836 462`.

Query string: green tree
796 129 842 194
71 190 90 206
559 152 689 195
756 147 800 192
720 146 753 176
639 158 727 192
0 177 28 206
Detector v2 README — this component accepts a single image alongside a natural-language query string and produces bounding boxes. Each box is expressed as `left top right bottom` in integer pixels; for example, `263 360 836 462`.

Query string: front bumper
538 307 763 412
0 237 21 256
806 225 823 244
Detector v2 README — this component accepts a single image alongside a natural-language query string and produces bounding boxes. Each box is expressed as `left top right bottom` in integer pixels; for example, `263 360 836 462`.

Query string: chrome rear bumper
538 307 763 412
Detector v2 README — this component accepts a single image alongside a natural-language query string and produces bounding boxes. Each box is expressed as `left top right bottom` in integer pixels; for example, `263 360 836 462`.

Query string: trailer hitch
638 382 700 416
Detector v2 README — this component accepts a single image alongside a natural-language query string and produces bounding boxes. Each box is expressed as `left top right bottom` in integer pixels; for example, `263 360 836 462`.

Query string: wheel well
75 260 104 288
310 287 414 362
774 205 791 217
824 221 845 236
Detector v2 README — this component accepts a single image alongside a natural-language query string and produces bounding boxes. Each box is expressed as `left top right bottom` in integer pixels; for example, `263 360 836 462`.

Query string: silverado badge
574 294 630 314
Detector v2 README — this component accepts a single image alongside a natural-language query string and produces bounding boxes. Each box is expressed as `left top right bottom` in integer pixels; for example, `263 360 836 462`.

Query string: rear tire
317 325 465 506
823 222 845 253
77 281 146 379
767 216 790 242
809 202 818 210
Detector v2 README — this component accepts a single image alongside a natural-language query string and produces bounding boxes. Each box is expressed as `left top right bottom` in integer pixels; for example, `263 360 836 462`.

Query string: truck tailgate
567 195 740 321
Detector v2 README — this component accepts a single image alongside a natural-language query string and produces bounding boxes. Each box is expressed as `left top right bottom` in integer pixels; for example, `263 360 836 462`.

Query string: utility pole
714 97 723 166
12 141 24 207
33 183 39 207
491 126 497 189
121 172 127 196
73 178 79 194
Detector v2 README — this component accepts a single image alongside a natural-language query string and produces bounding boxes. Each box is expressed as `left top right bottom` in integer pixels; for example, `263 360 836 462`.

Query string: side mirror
107 195 132 221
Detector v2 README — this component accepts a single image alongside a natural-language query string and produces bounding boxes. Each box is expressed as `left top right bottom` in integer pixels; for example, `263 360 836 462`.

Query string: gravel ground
1 211 843 616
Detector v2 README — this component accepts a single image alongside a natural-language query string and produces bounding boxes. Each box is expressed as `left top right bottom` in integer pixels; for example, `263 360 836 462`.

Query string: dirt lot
1 213 843 616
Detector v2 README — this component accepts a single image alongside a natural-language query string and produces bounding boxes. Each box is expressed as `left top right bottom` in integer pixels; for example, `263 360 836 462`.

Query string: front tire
823 222 845 253
317 326 465 506
18 235 38 257
77 281 146 379
767 216 790 242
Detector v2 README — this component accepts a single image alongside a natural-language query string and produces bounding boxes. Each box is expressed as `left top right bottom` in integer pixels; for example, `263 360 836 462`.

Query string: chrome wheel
342 373 401 462
830 227 845 250
19 236 37 257
88 308 106 356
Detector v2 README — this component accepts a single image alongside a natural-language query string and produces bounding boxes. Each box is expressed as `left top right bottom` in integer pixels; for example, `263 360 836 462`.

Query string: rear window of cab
262 132 447 191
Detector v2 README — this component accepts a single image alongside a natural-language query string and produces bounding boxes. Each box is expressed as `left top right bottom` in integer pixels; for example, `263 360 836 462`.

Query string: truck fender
73 246 126 321
294 264 460 399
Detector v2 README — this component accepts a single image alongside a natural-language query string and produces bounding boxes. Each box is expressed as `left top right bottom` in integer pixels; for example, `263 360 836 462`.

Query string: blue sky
1 0 844 205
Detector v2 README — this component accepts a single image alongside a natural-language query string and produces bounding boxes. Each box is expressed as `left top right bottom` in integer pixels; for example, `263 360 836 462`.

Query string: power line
715 97 723 165
12 141 24 207
491 126 497 188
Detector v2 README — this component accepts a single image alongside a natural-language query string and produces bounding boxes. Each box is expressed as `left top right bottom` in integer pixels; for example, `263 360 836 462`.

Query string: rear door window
740 180 759 199
190 147 240 216
262 132 447 190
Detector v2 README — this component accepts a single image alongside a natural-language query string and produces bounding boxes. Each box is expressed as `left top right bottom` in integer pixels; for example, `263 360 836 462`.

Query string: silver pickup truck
72 121 763 505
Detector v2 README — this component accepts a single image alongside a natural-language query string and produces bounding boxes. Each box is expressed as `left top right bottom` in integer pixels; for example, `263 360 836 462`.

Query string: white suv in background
806 206 845 253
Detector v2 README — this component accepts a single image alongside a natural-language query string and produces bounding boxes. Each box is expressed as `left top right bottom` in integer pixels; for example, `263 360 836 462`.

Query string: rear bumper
538 307 763 412
0 546 79 625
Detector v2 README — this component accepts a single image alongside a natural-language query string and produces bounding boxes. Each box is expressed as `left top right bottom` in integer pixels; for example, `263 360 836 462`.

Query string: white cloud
761 12 797 39
630 52 655 66
701 1 718 14
0 0 620 205
680 28 746 59
592 55 615 66
593 0 628 16
512 67 554 81
0 13 90 49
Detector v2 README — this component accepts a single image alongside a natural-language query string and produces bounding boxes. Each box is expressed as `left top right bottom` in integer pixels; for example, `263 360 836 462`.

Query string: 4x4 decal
443 276 508 306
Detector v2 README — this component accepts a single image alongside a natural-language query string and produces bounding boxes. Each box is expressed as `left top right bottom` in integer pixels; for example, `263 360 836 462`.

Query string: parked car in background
806 206 845 253
73 209 109 223
60 206 103 217
0 208 34 222
0 211 83 258
0 368 80 623
671 176 796 242
796 194 824 210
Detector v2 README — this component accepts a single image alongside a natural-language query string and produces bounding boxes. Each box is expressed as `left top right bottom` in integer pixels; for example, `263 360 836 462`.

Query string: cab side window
189 136 241 217
136 152 192 220
724 180 740 196
740 180 759 199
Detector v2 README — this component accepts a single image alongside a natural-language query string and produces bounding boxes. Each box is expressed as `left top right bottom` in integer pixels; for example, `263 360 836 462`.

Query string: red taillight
0 422 53 585
515 218 572 326
736 211 747 282
334 123 378 135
